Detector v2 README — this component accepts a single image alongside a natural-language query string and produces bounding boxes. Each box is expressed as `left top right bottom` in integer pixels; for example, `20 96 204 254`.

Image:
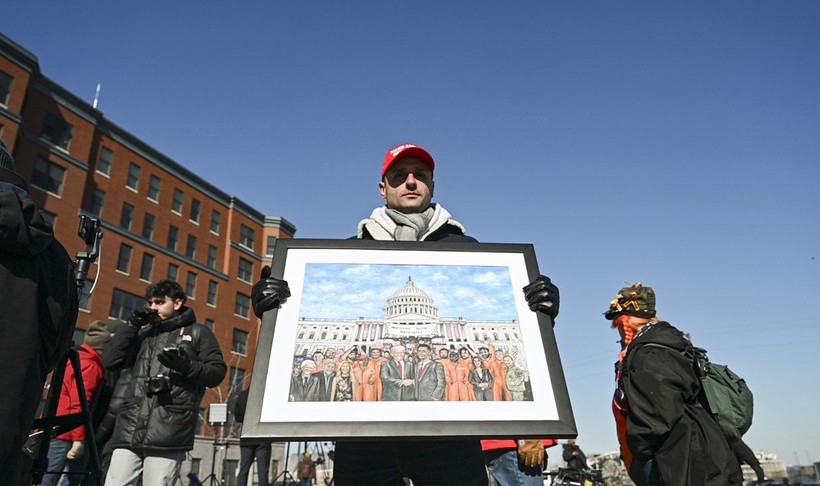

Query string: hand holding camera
128 307 159 329
158 346 192 374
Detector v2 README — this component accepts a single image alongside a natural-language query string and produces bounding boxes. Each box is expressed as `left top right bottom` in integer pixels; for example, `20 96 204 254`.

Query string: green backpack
637 344 754 442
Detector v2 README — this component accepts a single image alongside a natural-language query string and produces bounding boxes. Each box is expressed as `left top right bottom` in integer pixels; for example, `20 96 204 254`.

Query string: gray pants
104 448 184 486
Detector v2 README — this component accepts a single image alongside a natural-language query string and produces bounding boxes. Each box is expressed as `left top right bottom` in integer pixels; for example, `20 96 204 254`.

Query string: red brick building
0 33 295 442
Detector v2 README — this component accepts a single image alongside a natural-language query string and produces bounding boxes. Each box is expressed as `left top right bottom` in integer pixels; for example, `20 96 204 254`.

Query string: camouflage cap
604 283 656 320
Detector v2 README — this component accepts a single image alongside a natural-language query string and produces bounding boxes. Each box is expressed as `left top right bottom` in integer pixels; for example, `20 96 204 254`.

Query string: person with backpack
295 452 316 486
607 283 742 486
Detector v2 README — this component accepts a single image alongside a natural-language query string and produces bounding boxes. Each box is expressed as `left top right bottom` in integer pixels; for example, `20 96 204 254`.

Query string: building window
207 280 218 306
172 188 184 214
79 279 94 311
120 203 135 231
229 366 246 395
167 225 179 251
126 163 141 191
238 258 253 283
207 245 218 269
232 329 249 355
190 198 201 223
168 263 179 281
235 293 250 318
186 272 197 299
42 113 73 150
89 189 105 217
32 157 66 196
185 235 197 259
142 213 155 240
239 224 255 250
140 253 154 281
148 175 161 201
97 147 113 176
0 70 12 106
266 236 277 256
204 319 214 330
116 244 132 273
210 210 221 234
110 288 143 320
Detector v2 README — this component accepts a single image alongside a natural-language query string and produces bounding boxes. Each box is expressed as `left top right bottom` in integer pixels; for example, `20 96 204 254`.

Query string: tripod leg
66 350 104 486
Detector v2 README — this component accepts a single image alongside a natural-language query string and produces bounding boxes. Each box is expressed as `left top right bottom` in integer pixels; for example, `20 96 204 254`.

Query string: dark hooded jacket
0 169 78 484
618 321 742 486
103 307 226 453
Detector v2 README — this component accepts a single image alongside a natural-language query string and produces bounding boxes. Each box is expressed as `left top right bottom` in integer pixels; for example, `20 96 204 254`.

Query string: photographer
0 139 79 485
102 279 226 485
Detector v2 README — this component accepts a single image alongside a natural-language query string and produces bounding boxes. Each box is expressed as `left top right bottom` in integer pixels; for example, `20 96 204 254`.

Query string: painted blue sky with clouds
300 263 519 321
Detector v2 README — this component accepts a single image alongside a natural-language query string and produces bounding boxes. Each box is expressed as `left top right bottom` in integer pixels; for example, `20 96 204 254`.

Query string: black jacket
562 444 587 470
233 388 249 423
103 307 226 453
620 321 742 486
0 169 78 485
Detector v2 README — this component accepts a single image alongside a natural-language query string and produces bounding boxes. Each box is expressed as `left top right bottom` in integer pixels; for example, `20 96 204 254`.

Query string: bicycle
552 467 604 486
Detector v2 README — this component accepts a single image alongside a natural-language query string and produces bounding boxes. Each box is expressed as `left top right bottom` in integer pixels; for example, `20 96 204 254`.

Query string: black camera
145 373 172 396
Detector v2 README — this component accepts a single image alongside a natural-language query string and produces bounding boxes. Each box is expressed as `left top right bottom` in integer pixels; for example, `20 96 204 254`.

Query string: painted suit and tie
381 346 416 401
414 345 445 401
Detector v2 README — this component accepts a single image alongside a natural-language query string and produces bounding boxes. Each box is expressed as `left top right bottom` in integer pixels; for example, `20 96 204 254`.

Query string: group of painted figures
288 341 532 402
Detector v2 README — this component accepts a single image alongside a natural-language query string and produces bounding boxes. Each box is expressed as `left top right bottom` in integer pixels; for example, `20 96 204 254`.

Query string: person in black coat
233 388 272 486
0 140 79 486
102 279 226 485
608 283 742 486
562 439 587 470
250 142 560 486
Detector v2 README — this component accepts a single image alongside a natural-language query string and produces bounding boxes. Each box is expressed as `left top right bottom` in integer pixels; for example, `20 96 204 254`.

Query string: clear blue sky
5 1 819 467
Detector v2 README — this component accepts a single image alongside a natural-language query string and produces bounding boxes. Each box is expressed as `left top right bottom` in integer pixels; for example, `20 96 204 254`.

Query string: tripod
29 216 103 485
200 420 229 486
270 441 296 486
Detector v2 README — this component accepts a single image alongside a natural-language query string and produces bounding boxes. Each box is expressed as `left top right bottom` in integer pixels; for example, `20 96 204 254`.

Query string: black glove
157 348 192 374
523 275 560 322
251 265 291 318
128 308 158 329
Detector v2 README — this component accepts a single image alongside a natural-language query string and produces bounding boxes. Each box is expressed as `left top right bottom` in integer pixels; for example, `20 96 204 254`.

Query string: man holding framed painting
251 142 561 485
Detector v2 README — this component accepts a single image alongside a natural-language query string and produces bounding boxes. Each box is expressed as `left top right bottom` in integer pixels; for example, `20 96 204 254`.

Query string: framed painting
241 239 576 441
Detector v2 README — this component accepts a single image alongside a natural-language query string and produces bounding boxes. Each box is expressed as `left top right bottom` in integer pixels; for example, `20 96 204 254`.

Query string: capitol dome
384 277 438 323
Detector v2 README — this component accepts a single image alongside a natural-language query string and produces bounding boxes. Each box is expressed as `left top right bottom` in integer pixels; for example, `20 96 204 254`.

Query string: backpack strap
626 342 709 405
177 322 202 348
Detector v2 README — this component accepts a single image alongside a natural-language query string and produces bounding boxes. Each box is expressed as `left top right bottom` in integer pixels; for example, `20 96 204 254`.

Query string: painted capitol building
293 277 525 359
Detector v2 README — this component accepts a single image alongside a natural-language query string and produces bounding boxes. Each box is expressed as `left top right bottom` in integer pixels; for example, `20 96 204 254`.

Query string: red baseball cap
381 143 435 178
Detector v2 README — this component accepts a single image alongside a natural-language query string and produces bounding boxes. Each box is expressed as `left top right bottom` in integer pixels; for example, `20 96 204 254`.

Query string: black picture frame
241 238 576 442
